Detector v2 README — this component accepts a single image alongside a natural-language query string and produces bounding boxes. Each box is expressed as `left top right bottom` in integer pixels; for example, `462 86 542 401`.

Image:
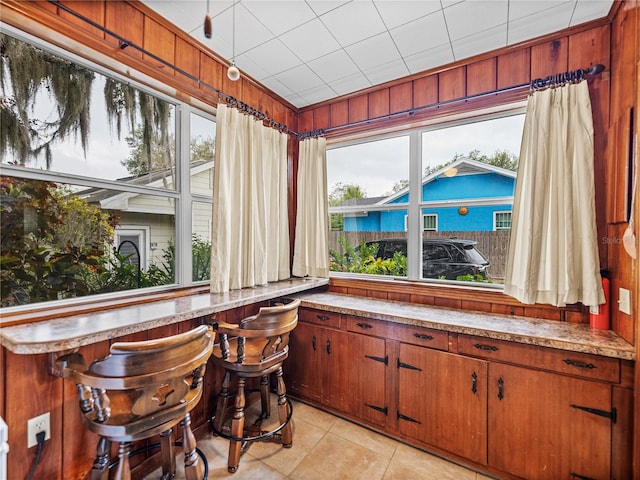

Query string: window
495 211 512 230
423 214 438 231
0 31 214 308
328 111 524 285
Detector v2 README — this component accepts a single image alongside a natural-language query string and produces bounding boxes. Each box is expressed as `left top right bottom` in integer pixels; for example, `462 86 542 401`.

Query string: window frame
0 25 216 312
327 105 525 287
494 211 513 231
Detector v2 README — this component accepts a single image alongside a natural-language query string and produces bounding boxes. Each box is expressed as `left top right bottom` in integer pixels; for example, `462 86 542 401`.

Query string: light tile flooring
148 398 497 480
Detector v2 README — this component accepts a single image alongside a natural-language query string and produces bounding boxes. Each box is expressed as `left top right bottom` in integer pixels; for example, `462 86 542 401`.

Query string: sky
327 113 526 198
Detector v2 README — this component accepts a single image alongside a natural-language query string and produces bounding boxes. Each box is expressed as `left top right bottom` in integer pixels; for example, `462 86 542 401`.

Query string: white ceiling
141 0 614 108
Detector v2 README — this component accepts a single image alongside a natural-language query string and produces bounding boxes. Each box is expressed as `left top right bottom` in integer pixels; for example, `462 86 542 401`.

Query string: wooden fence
328 230 511 280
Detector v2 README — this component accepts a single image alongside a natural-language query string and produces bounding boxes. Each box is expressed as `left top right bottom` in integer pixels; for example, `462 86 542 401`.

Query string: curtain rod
316 63 606 137
47 0 299 138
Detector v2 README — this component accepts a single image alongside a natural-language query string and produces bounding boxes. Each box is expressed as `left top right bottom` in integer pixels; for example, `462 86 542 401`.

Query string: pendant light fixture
204 0 212 38
227 1 240 81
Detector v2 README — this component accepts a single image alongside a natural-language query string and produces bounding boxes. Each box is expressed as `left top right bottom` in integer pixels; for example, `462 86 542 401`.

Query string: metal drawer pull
317 314 330 321
474 343 498 352
563 359 596 369
414 333 433 340
312 335 316 351
471 372 478 394
497 377 504 400
356 322 373 329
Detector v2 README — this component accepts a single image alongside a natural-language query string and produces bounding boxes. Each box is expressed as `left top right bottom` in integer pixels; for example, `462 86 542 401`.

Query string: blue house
342 158 516 232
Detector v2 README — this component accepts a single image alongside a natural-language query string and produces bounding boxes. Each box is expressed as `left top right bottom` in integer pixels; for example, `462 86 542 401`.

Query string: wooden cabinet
397 344 488 465
287 321 350 413
489 363 613 480
286 308 629 480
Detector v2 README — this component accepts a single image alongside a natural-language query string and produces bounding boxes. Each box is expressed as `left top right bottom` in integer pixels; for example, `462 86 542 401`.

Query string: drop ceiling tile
232 52 271 81
507 1 572 22
320 1 387 46
259 76 295 97
390 11 449 58
307 49 361 83
451 24 507 61
273 64 325 93
571 0 614 25
404 43 455 74
363 58 410 86
307 0 351 17
373 0 442 29
297 84 338 106
443 0 508 41
241 38 302 77
230 5 277 55
241 1 316 36
329 72 372 96
507 2 576 45
346 33 401 71
279 18 342 62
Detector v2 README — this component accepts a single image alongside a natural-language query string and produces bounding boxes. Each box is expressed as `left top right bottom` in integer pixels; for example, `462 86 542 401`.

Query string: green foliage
191 235 211 281
329 237 407 276
0 177 105 306
328 182 366 231
456 273 488 283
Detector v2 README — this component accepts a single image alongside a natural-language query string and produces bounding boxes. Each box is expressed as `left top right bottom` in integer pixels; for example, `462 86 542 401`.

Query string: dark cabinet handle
471 372 478 394
563 359 596 369
317 314 330 321
474 343 498 352
312 335 316 351
414 333 433 340
326 339 331 355
497 377 504 400
356 322 373 330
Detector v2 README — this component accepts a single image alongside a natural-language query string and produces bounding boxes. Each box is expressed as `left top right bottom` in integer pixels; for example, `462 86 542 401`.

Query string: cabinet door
347 332 387 427
320 328 350 413
398 344 488 464
489 363 613 480
286 322 322 403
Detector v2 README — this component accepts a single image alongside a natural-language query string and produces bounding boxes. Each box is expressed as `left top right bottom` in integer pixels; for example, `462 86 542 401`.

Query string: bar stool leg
228 377 246 473
214 371 231 433
275 367 292 448
90 436 111 480
182 413 203 480
114 442 132 480
260 375 271 419
159 427 176 477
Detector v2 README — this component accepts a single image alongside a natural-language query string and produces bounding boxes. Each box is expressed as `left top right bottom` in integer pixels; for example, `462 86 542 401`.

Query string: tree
328 182 366 231
423 149 519 177
0 33 172 171
0 34 94 167
387 180 409 195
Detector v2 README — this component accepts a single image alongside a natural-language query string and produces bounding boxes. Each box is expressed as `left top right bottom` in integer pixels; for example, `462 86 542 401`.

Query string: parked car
362 237 490 280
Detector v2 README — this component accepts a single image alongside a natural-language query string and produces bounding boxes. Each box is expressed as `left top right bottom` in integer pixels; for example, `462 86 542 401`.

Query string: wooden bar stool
210 298 300 473
57 324 215 480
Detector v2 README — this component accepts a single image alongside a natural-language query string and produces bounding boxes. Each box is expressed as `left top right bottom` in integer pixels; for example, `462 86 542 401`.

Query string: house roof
379 157 516 205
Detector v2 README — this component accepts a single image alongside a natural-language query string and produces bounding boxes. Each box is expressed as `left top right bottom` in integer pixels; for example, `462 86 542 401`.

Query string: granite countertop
294 292 635 361
0 277 328 354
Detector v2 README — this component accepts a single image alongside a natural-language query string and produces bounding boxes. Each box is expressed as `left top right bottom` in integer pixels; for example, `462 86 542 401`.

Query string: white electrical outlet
619 288 631 315
27 412 50 448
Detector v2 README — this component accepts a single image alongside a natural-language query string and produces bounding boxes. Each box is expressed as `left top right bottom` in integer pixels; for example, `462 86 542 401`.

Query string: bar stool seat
57 324 215 480
210 298 300 473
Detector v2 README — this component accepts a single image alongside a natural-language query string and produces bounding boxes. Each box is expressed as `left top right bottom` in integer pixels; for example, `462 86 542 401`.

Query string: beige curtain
504 81 604 307
210 103 290 293
292 137 329 278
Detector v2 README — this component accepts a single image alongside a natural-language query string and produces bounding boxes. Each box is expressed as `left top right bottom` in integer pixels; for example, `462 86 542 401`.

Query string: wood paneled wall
299 21 620 328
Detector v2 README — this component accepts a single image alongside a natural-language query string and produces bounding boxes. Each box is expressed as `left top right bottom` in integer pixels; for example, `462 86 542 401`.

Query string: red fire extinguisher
590 270 610 330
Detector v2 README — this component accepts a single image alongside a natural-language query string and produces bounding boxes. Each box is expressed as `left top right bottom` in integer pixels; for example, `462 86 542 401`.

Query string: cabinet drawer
346 316 389 337
299 308 341 328
458 334 620 383
389 323 449 351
